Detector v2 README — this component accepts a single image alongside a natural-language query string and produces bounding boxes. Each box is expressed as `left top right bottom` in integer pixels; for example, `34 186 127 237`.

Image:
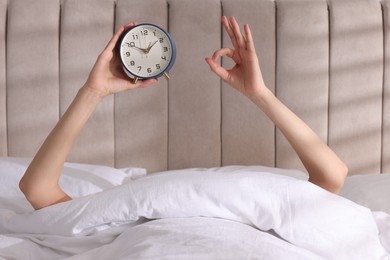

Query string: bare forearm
250 88 348 193
31 87 102 175
20 86 102 209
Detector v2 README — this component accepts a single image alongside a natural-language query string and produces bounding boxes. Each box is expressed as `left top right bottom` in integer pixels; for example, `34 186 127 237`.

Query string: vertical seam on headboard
327 1 331 147
274 0 277 168
5 0 8 156
167 0 170 170
113 0 117 34
381 1 385 174
113 0 117 167
58 0 62 121
220 0 223 167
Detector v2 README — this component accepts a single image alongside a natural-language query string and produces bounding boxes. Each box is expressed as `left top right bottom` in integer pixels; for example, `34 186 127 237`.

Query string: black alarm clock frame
117 23 176 84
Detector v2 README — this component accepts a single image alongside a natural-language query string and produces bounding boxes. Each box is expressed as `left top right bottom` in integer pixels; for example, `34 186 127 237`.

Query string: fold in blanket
1 170 389 259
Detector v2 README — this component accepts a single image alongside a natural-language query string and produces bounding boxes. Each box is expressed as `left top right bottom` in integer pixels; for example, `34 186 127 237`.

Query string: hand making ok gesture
205 16 266 100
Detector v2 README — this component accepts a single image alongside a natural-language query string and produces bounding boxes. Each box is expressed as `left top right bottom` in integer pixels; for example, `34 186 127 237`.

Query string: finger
230 16 245 48
211 48 234 61
137 78 158 88
205 57 230 82
244 24 255 52
124 22 137 31
222 16 238 50
104 26 126 52
112 77 157 93
104 22 137 52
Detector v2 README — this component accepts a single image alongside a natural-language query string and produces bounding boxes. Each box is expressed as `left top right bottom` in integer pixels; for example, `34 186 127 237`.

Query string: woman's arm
19 22 158 210
206 16 348 194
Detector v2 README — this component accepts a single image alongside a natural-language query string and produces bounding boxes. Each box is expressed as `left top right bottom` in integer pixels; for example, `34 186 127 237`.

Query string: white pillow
209 167 390 215
340 173 390 214
0 157 146 212
160 165 309 180
210 167 390 215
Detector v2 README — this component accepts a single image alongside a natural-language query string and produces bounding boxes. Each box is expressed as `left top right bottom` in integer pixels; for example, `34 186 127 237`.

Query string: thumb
205 57 229 82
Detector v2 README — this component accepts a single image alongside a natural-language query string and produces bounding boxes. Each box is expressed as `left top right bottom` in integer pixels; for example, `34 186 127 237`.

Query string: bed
0 0 390 259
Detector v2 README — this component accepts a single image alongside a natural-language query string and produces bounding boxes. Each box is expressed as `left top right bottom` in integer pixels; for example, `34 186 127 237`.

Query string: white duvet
0 168 389 259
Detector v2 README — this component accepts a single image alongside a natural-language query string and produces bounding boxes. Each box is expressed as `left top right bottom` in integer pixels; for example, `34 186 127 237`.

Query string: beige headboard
0 0 389 175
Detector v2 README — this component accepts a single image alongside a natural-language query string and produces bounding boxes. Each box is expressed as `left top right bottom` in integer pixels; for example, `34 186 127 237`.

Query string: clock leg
164 72 170 79
133 77 139 84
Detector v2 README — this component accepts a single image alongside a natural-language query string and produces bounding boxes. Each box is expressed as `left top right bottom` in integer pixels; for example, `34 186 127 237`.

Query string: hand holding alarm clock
117 23 176 84
84 22 175 97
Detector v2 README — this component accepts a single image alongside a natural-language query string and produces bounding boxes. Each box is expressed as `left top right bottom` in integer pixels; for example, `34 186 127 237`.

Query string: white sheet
0 218 326 260
0 169 388 259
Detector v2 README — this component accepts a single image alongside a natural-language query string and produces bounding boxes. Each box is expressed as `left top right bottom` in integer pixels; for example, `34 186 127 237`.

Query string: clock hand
145 40 158 54
132 45 148 54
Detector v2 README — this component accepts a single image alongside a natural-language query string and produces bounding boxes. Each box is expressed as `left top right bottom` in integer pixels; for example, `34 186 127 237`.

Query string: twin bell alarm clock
118 23 176 83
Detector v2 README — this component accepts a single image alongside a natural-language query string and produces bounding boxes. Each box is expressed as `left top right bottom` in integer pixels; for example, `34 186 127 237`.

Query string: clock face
119 24 175 79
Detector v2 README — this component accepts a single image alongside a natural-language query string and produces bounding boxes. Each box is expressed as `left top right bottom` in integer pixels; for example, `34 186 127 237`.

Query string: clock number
161 56 167 60
159 38 164 43
153 31 156 36
130 60 135 66
140 29 148 36
163 47 168 52
147 68 152 73
125 42 135 47
137 66 142 72
156 64 161 70
132 34 139 40
126 52 130 57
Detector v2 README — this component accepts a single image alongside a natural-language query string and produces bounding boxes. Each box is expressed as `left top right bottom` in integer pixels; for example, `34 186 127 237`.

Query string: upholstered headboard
0 0 389 175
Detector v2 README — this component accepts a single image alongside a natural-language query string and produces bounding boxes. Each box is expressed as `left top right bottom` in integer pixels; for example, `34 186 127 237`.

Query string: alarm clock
118 23 176 83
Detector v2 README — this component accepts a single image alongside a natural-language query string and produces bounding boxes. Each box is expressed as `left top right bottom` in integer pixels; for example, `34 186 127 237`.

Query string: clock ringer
118 23 176 83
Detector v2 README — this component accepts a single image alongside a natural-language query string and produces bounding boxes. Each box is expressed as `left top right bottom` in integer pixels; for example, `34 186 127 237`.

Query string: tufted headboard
0 0 389 175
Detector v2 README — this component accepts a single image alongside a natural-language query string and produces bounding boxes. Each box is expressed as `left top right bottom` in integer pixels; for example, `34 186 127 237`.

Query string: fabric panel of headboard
6 0 60 157
168 0 222 170
222 0 276 167
1 0 389 175
0 0 6 156
275 0 329 170
381 0 390 173
60 0 116 166
328 0 383 174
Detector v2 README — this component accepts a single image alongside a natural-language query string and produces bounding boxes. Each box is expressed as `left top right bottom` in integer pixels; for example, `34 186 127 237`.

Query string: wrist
79 84 107 102
248 86 273 106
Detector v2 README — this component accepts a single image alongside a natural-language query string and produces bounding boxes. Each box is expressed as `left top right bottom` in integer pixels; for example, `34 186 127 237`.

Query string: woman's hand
205 16 266 100
84 22 158 98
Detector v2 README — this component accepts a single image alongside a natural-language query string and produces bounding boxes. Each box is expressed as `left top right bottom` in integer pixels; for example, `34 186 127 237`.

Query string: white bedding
0 158 389 260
